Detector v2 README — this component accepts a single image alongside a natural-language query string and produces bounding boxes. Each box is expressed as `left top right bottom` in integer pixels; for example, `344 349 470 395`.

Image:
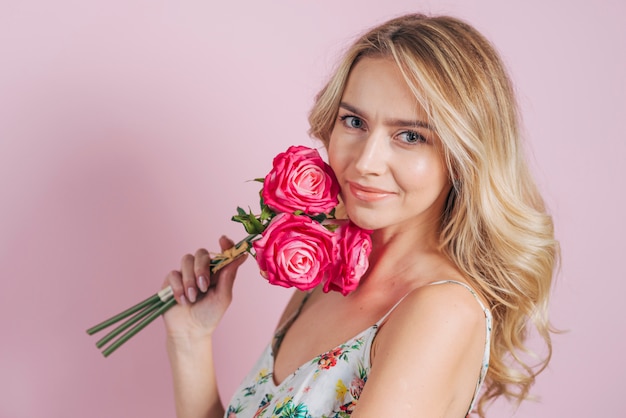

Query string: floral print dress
224 280 492 418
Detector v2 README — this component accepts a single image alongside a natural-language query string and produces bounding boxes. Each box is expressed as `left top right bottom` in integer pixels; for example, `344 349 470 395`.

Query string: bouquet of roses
87 145 372 357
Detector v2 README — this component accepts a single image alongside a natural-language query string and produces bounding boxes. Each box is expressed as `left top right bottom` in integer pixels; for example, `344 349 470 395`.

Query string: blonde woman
162 13 558 417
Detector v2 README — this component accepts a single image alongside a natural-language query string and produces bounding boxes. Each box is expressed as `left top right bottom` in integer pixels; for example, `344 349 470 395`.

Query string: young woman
161 14 558 418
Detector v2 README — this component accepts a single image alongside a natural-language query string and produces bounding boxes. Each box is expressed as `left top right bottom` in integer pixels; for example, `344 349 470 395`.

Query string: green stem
95 300 164 348
102 298 177 357
86 293 161 335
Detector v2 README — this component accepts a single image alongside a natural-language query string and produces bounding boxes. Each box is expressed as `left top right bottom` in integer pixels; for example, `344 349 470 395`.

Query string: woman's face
328 57 451 235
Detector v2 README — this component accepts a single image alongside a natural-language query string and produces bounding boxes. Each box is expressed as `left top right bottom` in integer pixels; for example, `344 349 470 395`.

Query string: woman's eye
398 130 426 144
340 115 364 129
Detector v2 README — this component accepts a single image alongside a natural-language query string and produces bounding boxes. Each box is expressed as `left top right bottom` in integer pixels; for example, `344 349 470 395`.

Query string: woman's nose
353 131 388 176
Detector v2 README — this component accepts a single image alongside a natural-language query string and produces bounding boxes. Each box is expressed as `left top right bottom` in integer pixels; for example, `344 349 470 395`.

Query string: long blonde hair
309 14 559 416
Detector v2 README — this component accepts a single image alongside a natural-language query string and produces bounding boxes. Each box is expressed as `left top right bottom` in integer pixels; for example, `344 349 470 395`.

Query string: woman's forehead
342 57 428 124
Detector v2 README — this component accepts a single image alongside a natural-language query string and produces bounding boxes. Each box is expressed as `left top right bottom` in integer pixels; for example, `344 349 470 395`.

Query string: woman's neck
354 221 449 293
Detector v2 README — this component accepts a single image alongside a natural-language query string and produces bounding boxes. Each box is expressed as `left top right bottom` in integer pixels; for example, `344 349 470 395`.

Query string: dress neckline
268 280 491 394
269 286 423 388
269 323 377 388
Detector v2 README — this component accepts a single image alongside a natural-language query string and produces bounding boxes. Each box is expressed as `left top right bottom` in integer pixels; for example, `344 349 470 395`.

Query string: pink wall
1 1 624 417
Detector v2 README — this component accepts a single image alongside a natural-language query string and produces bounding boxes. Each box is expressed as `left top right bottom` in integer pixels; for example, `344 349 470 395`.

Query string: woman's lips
348 182 393 202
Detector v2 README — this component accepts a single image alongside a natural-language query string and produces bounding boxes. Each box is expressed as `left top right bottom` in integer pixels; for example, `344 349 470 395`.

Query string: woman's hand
161 236 248 342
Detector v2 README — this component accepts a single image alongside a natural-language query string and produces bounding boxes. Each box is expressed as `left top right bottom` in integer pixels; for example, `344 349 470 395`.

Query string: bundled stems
86 235 255 357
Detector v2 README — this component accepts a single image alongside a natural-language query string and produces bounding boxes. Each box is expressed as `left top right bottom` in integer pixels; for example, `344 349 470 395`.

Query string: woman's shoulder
360 279 489 415
389 279 486 327
372 278 488 362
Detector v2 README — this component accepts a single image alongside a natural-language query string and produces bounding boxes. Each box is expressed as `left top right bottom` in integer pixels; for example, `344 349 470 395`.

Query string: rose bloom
323 221 372 296
262 145 339 215
253 213 337 291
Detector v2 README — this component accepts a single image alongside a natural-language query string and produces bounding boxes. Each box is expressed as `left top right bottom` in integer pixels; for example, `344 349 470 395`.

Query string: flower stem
86 293 161 335
95 299 164 348
102 298 177 357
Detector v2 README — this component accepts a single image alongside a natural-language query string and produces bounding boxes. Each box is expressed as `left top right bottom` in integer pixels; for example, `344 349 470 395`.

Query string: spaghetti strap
428 280 490 312
376 279 490 326
375 294 410 326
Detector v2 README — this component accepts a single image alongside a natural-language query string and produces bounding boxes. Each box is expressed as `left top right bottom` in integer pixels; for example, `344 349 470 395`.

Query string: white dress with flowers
224 280 492 418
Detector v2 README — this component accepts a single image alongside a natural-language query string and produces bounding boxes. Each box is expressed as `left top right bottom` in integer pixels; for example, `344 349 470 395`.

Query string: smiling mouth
348 182 393 202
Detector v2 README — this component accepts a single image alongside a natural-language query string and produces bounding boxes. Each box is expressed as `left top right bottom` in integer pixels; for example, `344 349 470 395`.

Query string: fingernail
187 287 197 303
198 276 208 292
179 295 188 306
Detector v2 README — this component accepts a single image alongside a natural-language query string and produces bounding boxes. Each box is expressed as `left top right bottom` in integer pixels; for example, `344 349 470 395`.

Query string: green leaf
241 219 257 234
231 213 250 224
254 177 265 183
310 213 327 224
249 214 265 234
237 207 247 216
232 209 261 233
260 205 274 222
324 223 339 233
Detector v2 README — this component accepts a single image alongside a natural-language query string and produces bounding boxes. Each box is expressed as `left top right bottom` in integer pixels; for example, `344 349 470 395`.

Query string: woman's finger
194 248 211 292
180 253 198 303
164 269 186 305
219 235 235 251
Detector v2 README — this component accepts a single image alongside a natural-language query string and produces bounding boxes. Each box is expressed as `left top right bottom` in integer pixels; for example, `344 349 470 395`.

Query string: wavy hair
308 14 559 416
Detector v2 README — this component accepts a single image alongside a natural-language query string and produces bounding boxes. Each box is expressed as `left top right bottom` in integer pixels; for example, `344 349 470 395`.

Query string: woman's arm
352 282 487 418
162 236 248 418
167 335 222 418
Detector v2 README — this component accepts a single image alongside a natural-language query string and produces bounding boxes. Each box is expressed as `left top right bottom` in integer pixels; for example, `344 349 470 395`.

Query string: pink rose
253 213 337 291
324 221 372 296
262 145 339 215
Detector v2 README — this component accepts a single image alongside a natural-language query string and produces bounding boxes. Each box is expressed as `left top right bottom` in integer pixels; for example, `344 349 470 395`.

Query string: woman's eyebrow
339 101 434 131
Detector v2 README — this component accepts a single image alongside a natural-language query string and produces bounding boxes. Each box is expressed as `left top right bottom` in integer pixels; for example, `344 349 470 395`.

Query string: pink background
1 0 624 417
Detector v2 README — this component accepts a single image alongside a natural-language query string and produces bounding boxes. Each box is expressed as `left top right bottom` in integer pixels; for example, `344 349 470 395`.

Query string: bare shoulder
354 281 488 417
374 280 487 358
400 280 486 324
